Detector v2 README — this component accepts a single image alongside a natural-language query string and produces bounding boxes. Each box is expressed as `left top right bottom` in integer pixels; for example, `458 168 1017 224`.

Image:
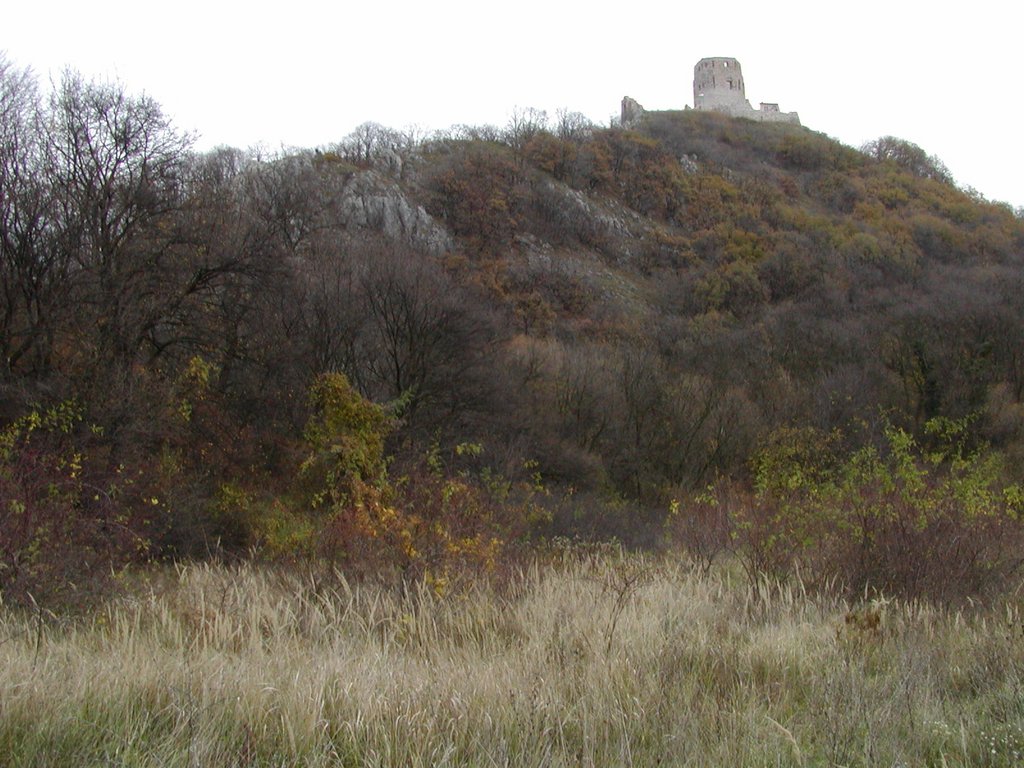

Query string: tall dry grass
2 552 1023 766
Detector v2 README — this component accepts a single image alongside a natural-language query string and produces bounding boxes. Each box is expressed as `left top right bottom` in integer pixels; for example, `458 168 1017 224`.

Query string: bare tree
0 56 64 378
862 136 953 184
47 71 193 373
555 108 595 143
504 106 549 166
337 122 402 167
352 240 496 428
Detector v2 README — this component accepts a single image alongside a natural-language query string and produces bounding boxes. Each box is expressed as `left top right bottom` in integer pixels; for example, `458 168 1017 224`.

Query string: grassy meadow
2 553 1024 767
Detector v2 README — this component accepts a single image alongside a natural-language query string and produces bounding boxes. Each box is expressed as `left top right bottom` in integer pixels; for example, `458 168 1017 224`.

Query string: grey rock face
339 171 453 255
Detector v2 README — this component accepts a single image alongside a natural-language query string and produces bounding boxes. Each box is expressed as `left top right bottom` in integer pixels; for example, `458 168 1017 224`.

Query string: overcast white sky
5 0 1022 207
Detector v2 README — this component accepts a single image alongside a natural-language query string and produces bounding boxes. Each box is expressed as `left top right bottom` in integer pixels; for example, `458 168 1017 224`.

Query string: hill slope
2 63 1023 596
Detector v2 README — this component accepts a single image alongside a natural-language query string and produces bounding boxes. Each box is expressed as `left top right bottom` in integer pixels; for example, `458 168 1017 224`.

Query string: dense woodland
3 57 1024 605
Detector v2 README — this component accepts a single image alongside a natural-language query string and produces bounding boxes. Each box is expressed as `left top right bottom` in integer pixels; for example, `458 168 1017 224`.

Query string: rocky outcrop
533 177 650 265
338 171 453 255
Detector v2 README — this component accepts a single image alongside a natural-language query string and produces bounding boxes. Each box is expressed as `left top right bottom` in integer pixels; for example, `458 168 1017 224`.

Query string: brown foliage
0 403 150 606
319 451 543 590
427 145 524 253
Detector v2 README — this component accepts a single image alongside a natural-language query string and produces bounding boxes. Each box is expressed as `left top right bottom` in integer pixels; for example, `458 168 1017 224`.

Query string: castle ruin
693 57 799 124
621 57 800 126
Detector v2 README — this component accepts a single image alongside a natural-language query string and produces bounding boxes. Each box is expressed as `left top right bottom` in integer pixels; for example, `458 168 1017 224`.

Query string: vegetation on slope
2 56 1024 605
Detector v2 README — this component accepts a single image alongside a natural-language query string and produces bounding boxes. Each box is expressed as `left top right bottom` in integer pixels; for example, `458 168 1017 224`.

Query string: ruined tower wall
693 57 749 111
693 57 800 125
620 57 800 129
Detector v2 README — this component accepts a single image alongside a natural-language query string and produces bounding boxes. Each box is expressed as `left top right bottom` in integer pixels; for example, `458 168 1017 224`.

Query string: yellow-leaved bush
289 374 544 587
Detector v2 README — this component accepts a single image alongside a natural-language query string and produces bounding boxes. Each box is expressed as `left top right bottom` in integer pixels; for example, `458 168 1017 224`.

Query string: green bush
733 418 1024 601
300 372 392 510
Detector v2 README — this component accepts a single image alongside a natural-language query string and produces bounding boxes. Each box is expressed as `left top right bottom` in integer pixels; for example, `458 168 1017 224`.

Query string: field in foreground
2 555 1024 767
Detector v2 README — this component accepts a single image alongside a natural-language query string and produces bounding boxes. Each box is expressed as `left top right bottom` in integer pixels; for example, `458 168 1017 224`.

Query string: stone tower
693 57 748 111
692 57 800 124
